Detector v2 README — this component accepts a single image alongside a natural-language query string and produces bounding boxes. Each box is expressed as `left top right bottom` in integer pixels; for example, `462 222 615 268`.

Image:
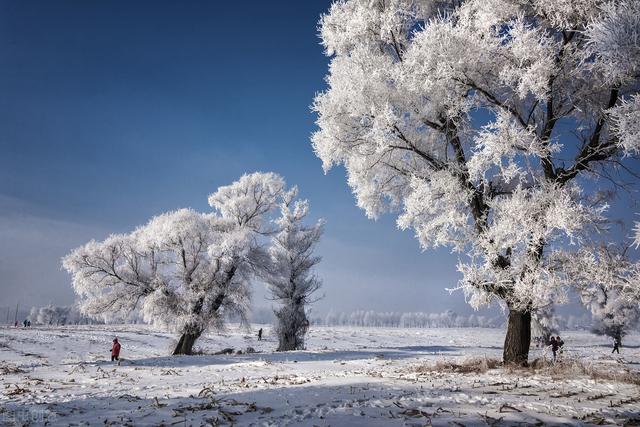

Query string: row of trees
313 0 640 364
63 173 323 354
319 309 615 333
29 301 634 341
27 304 100 326
321 309 502 328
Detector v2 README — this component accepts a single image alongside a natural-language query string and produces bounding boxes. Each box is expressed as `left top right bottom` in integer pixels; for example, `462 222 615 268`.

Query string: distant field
1 325 639 426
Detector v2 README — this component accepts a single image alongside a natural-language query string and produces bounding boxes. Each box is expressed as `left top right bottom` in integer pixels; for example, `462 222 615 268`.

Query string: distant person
612 337 621 354
258 328 263 341
27 320 31 327
111 338 121 362
23 319 27 327
14 321 17 327
549 336 558 361
553 335 564 360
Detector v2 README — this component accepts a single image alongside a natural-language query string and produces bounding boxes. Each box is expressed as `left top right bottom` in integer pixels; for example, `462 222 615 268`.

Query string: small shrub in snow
527 356 640 386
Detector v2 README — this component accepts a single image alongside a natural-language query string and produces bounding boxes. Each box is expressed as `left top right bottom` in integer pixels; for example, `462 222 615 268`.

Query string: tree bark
276 314 298 352
503 309 531 366
172 330 203 355
277 331 296 352
276 304 309 352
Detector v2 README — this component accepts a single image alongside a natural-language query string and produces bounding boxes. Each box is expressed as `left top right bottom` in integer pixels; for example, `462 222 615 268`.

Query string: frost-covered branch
313 0 639 312
555 244 640 342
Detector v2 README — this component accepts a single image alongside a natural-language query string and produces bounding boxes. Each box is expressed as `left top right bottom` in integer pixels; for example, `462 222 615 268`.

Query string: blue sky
0 1 637 319
0 0 464 316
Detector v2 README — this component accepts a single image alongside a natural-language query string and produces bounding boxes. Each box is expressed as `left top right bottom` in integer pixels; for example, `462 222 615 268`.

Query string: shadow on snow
83 345 459 368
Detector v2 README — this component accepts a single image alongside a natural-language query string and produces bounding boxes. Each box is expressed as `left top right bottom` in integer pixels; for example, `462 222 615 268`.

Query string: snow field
1 325 639 426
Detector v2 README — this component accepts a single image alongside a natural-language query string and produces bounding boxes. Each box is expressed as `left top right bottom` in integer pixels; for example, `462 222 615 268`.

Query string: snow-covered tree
325 310 339 326
633 220 640 248
141 209 264 355
29 304 71 325
267 188 324 351
531 304 558 343
28 306 38 324
29 304 99 325
559 244 640 344
321 309 503 328
64 172 288 355
467 314 479 328
313 0 640 364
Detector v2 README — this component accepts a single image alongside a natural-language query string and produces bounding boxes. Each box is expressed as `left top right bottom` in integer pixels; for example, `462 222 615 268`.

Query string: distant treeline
304 310 594 330
23 304 597 331
25 304 148 326
26 304 103 326
314 310 502 328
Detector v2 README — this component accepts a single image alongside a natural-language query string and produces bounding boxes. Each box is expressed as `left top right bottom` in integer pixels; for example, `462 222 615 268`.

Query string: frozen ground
1 325 639 426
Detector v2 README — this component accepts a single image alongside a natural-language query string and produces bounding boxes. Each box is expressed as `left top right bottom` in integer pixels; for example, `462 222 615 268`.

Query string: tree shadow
594 343 640 349
0 380 442 426
6 376 629 426
82 345 459 368
386 345 458 353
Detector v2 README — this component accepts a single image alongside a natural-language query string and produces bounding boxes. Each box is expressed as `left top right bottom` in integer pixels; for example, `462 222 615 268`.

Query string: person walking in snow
612 337 621 354
552 335 564 361
257 328 263 341
111 338 121 362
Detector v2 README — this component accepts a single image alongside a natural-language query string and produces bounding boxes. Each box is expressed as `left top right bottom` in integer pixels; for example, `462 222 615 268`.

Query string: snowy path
1 325 639 426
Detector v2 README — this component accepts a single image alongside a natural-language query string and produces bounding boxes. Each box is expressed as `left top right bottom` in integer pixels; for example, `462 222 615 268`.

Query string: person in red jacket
111 338 121 361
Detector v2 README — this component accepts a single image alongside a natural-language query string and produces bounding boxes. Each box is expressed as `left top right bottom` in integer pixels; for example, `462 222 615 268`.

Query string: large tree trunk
277 331 296 352
276 313 298 352
172 330 203 355
275 303 309 352
503 309 531 366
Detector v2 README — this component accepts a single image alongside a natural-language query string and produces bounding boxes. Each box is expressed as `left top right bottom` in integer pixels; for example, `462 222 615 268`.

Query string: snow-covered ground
1 325 639 426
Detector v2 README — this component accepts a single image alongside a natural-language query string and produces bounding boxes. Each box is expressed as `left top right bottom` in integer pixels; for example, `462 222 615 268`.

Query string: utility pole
14 303 19 325
5 306 9 325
